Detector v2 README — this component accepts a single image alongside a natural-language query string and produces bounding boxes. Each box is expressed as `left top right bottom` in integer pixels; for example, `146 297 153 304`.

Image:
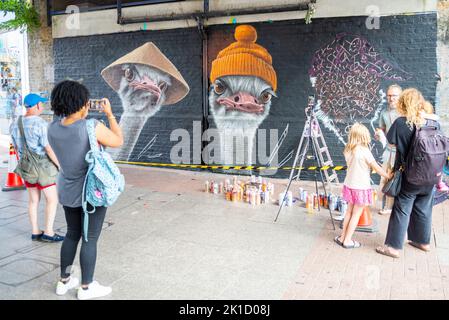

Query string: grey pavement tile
108 274 170 300
218 272 292 300
437 248 449 267
0 204 28 221
0 257 57 277
436 233 449 249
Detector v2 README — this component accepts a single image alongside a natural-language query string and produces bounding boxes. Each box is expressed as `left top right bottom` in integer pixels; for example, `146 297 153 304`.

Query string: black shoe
31 231 44 241
41 233 65 242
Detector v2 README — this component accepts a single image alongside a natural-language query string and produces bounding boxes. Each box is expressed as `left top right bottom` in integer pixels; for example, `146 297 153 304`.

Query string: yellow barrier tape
114 160 348 171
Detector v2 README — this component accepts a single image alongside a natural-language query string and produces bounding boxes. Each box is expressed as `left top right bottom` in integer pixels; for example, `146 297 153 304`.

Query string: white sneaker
56 277 79 295
77 281 112 300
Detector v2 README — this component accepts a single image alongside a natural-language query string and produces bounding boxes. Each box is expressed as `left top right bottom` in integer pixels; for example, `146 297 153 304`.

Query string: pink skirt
342 185 373 206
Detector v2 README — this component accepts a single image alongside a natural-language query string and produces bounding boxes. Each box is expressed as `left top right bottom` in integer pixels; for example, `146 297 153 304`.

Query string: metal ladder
292 111 339 184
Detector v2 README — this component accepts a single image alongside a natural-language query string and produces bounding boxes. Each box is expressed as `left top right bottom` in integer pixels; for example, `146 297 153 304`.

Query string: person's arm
40 121 60 169
95 98 123 148
366 149 392 180
378 111 386 133
44 144 60 169
370 161 392 180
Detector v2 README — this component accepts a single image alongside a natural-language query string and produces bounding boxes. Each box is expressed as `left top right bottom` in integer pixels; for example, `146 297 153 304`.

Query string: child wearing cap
10 93 64 243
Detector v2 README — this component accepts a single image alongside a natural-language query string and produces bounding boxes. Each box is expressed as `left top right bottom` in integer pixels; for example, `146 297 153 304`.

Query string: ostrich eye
259 91 272 104
124 68 135 82
213 81 226 95
159 81 168 92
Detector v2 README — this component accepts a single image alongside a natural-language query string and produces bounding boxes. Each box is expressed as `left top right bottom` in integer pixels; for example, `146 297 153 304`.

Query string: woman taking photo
48 80 123 300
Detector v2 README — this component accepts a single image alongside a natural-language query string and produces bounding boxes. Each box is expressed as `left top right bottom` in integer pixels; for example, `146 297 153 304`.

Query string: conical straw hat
101 42 190 105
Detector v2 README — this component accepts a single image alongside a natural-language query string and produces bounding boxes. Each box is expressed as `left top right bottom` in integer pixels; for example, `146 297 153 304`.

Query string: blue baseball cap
24 93 48 108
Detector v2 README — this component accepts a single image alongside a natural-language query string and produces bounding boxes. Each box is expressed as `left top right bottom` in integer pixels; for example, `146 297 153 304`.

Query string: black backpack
405 119 449 186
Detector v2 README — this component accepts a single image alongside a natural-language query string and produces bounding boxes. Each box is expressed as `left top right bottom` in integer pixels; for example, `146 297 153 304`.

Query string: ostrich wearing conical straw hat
209 25 277 165
101 42 190 161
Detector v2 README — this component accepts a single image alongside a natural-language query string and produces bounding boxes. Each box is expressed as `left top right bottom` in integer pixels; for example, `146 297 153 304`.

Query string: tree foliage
0 0 41 32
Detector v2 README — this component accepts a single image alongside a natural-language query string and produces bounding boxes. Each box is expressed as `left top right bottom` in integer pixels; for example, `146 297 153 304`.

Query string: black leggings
60 205 107 285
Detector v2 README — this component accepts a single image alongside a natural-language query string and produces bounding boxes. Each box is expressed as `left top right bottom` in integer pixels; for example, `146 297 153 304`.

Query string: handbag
382 166 403 197
14 116 58 186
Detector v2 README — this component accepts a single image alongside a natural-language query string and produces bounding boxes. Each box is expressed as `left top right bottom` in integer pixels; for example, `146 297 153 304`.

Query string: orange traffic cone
354 206 378 233
358 207 372 226
2 143 26 191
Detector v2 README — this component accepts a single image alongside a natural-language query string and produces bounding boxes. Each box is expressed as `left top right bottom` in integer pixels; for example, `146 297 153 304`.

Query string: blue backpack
82 119 125 242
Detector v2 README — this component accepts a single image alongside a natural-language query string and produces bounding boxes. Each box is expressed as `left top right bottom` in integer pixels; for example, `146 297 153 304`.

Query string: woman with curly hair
376 88 438 258
48 80 123 299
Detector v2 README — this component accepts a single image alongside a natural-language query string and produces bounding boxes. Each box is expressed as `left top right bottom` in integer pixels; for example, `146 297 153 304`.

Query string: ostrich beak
129 75 162 101
217 92 264 114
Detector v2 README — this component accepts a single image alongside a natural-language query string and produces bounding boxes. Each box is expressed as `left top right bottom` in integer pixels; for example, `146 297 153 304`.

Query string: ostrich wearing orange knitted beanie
209 25 277 165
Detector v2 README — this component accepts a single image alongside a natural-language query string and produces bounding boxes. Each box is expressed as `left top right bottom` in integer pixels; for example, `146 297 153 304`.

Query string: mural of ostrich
209 25 277 165
101 42 190 160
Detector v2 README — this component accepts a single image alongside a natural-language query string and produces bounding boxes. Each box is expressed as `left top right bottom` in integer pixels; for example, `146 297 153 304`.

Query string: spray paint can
213 183 218 194
205 180 209 193
313 194 319 209
264 191 270 203
219 182 223 194
250 190 256 205
287 191 293 207
278 192 285 206
299 188 304 201
306 195 313 214
340 200 348 215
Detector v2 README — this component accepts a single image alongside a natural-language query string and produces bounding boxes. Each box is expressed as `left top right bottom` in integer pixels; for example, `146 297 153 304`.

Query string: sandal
376 245 399 258
334 236 344 247
408 241 430 252
343 240 361 249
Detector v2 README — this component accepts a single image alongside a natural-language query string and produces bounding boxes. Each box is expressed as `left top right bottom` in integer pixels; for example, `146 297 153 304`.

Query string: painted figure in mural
375 84 402 215
209 25 277 165
309 33 411 145
101 42 190 161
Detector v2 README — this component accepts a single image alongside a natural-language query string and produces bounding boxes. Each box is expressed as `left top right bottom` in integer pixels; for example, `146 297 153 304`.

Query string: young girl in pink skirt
335 123 392 249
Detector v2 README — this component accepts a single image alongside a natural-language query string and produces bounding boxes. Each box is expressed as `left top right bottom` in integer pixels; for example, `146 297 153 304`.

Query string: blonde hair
421 100 434 114
344 123 371 154
397 88 426 128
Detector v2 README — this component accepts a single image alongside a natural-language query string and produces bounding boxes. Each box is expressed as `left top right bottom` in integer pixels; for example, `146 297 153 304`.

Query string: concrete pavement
0 142 448 300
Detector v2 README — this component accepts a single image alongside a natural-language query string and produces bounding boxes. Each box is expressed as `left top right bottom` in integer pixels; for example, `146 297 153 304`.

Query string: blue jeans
385 180 435 250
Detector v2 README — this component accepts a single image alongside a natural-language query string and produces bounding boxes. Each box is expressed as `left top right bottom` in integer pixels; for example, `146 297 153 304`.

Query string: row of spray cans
298 188 348 215
205 176 275 206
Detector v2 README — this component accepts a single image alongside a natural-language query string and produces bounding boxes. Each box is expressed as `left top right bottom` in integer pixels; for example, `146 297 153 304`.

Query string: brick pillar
27 0 54 117
437 0 449 135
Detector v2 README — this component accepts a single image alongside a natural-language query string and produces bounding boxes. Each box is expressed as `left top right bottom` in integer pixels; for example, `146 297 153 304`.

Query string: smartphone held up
89 99 105 111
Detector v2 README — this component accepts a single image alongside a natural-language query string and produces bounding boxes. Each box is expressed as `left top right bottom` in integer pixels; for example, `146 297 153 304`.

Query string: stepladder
292 108 339 184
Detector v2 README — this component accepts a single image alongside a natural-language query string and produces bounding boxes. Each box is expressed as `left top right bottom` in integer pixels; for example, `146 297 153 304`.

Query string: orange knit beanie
210 25 277 92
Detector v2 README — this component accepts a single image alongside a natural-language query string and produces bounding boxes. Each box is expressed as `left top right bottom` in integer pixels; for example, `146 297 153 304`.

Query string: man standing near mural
375 84 402 215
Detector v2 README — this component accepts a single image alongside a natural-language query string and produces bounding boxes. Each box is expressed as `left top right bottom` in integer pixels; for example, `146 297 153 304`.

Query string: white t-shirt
343 146 376 190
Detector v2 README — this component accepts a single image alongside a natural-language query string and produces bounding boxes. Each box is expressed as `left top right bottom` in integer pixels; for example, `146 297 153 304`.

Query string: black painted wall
54 13 437 180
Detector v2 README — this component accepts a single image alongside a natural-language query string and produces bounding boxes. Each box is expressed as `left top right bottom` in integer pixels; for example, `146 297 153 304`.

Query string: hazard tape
115 160 348 171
